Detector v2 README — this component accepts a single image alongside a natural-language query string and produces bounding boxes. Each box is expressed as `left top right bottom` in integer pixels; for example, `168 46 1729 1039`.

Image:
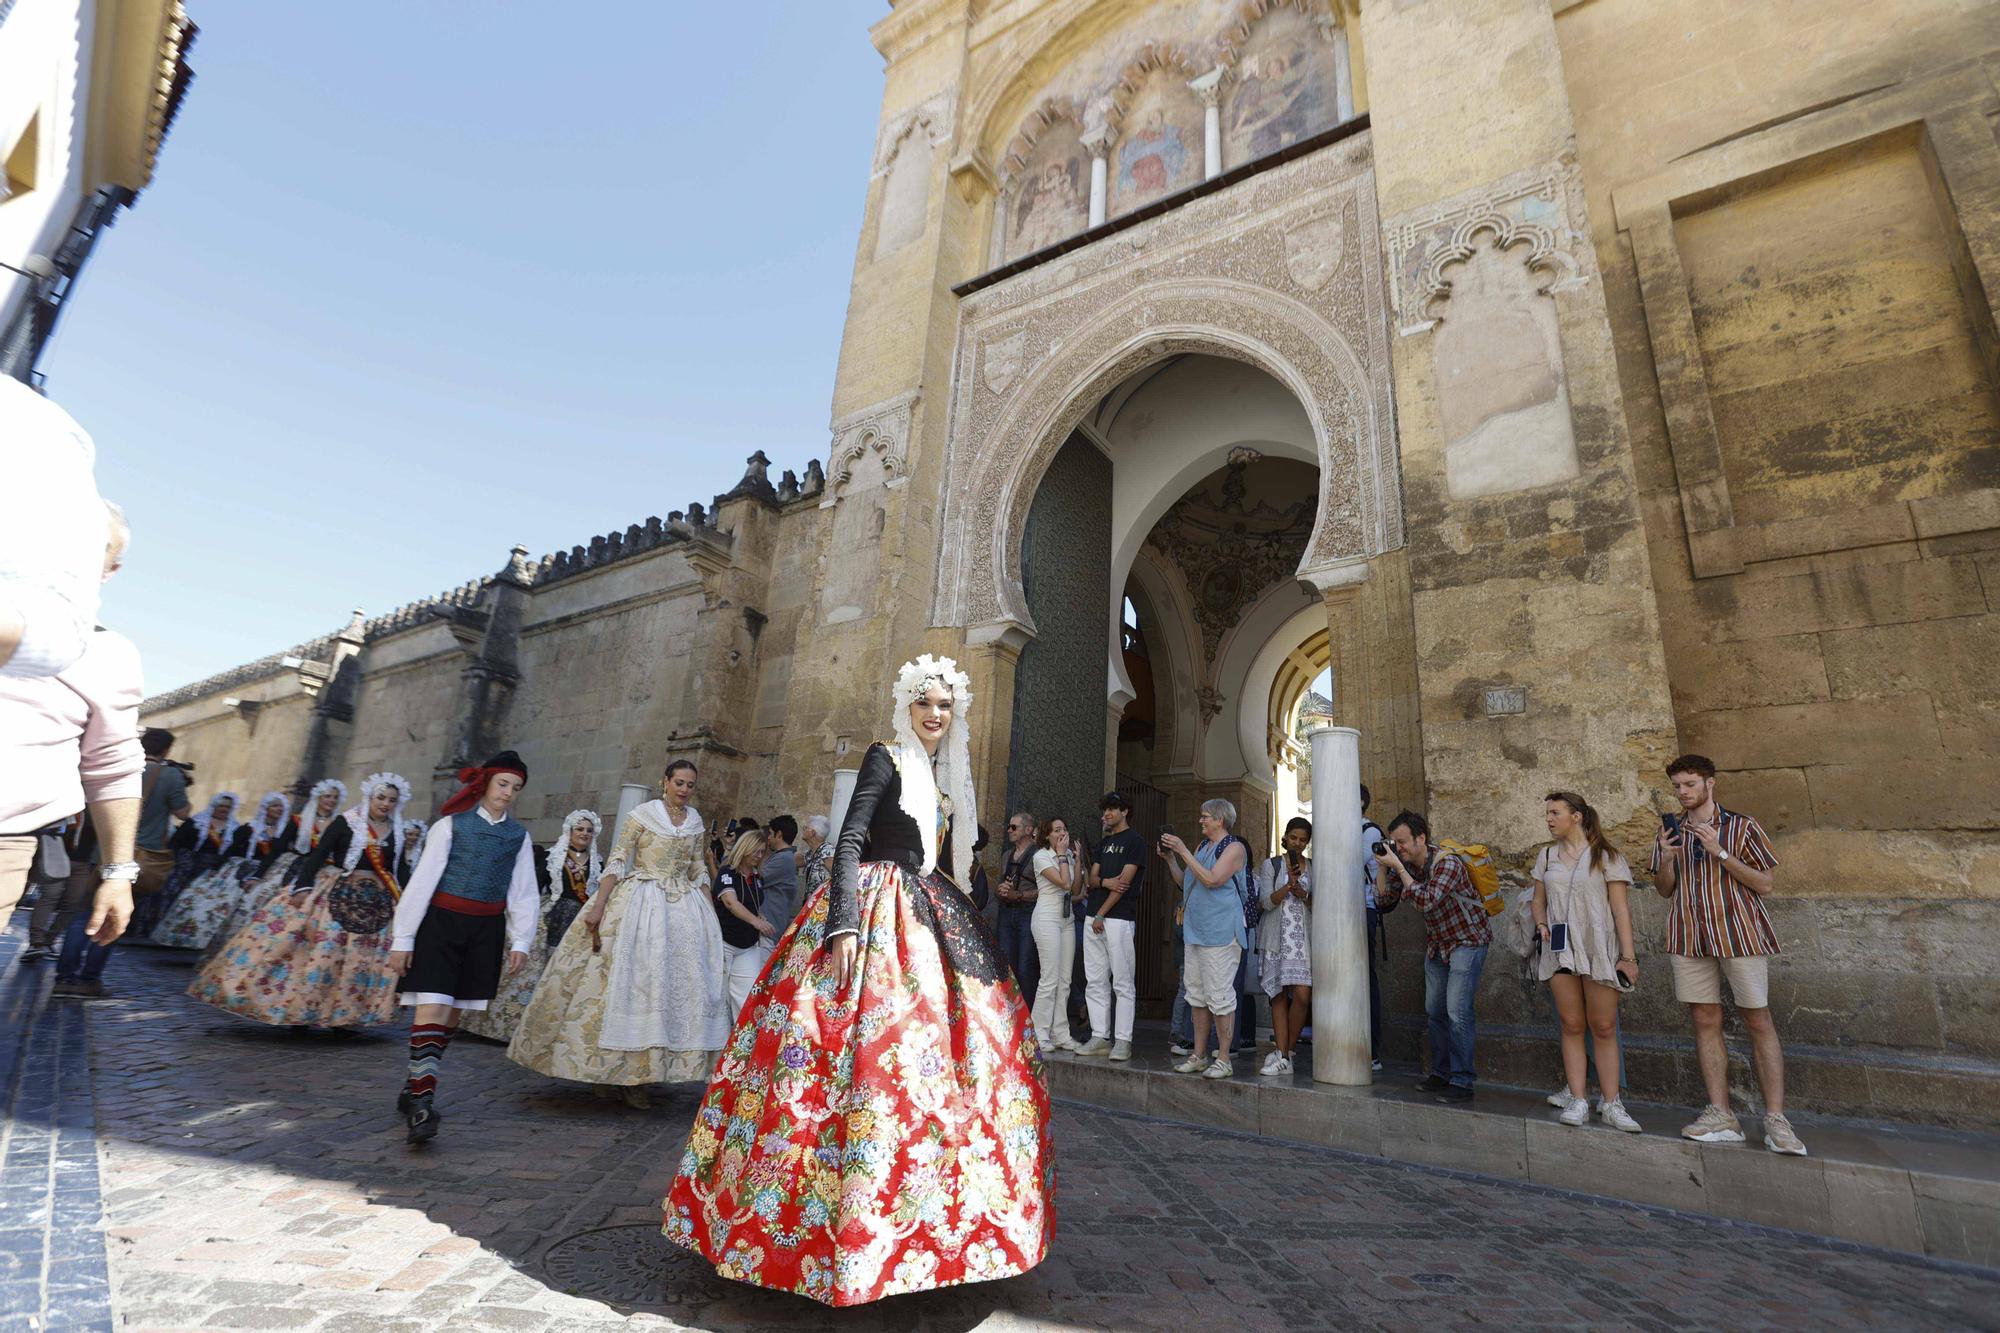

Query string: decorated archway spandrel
936 132 1397 633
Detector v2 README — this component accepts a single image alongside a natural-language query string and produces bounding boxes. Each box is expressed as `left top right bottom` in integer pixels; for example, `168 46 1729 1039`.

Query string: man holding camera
1374 811 1490 1103
995 811 1040 1000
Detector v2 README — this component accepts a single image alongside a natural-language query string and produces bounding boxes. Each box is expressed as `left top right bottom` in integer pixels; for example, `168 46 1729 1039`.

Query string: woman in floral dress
460 809 599 1043
199 779 346 966
189 773 413 1029
665 654 1052 1307
137 792 244 941
152 792 289 950
510 772 727 1108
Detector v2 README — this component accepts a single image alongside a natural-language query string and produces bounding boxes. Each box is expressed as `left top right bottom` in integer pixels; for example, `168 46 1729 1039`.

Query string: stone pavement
9 938 1998 1331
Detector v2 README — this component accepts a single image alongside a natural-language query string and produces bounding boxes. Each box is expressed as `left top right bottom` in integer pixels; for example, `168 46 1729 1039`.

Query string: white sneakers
1552 1088 1642 1133
1201 1055 1233 1080
1109 1040 1131 1061
1600 1100 1643 1134
1259 1051 1292 1077
1076 1037 1112 1057
1174 1055 1207 1074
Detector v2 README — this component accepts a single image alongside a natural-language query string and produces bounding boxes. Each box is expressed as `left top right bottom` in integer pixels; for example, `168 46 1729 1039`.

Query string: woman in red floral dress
665 654 1052 1306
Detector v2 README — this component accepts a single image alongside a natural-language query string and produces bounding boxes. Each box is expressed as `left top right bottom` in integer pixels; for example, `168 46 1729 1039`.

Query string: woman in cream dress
508 762 729 1107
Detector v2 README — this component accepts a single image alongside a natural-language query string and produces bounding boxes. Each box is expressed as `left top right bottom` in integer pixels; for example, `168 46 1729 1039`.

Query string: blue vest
434 811 527 903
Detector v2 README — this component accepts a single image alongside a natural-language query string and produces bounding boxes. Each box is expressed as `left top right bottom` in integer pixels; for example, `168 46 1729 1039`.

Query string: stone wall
1549 0 2000 1123
142 456 834 846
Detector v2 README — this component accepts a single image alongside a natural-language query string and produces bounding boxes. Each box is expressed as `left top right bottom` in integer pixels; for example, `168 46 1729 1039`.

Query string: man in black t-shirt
1079 791 1141 1060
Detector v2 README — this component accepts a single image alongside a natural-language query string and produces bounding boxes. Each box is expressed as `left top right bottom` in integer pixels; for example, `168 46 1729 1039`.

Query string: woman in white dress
508 760 728 1108
1029 816 1084 1051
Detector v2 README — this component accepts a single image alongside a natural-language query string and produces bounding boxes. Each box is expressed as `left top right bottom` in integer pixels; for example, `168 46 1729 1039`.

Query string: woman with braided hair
509 766 728 1110
665 654 1052 1306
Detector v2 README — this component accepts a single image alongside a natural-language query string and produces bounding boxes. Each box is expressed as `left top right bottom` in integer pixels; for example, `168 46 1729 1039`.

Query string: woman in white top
1029 816 1085 1052
1531 790 1640 1133
1254 817 1314 1076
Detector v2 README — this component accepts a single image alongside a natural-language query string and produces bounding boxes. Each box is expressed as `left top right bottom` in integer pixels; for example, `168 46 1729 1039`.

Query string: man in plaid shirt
1375 811 1491 1103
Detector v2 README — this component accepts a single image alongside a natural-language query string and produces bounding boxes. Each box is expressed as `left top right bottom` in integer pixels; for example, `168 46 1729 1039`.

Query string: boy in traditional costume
388 750 539 1144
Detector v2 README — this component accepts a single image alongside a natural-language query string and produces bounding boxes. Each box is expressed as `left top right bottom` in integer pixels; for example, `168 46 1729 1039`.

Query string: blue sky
52 2 887 693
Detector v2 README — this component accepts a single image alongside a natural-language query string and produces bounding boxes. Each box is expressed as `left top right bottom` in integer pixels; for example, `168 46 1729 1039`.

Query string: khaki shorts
1670 953 1770 1009
1183 941 1242 1016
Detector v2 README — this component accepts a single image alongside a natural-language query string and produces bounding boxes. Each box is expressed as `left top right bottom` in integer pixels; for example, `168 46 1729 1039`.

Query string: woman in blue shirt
1159 799 1251 1080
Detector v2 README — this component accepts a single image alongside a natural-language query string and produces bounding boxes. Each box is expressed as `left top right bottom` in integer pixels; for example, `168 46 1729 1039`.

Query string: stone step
1044 1037 2000 1269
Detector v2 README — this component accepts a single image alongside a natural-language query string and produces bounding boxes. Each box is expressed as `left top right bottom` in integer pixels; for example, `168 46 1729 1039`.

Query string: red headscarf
437 750 528 817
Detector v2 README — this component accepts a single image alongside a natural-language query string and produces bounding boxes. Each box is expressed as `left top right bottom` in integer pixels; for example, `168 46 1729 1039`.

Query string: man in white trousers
1080 791 1141 1061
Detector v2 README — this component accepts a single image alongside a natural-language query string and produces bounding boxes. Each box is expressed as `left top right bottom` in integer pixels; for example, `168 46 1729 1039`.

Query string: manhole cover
543 1224 713 1306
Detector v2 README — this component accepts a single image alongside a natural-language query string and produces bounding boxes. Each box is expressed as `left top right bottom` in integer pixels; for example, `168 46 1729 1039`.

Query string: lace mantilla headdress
402 818 428 867
889 653 976 891
343 772 414 870
297 778 348 852
546 808 604 898
192 791 241 848
249 791 291 843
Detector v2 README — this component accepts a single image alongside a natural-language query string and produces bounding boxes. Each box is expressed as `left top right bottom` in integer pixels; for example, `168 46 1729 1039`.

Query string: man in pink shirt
0 502 143 946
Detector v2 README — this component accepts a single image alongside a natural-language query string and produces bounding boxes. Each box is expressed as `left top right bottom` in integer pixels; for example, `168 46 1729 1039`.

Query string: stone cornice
871 0 975 65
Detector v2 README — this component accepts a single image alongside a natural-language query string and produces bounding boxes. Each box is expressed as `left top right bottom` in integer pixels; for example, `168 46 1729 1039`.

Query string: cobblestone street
2 941 1993 1331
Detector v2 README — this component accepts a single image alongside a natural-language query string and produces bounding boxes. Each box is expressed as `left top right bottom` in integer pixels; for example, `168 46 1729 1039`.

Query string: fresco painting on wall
1224 8 1339 165
1008 122 1090 260
1111 78 1202 216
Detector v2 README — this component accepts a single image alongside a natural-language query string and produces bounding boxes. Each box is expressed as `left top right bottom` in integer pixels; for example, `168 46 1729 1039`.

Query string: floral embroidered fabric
664 859 1053 1306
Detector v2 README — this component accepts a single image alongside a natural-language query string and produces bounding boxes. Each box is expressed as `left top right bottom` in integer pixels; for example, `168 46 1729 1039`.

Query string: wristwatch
99 862 140 882
1716 849 1731 863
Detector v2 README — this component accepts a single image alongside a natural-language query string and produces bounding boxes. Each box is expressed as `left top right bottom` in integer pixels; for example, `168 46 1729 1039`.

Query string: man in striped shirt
1652 753 1805 1156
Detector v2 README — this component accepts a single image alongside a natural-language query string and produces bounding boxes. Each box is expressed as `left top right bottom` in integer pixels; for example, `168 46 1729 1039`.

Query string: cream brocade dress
507 802 729 1086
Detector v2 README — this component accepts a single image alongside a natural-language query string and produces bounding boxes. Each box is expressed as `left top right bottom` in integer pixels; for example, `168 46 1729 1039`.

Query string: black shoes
396 1090 415 1116
1417 1073 1448 1092
406 1095 440 1145
1436 1084 1475 1104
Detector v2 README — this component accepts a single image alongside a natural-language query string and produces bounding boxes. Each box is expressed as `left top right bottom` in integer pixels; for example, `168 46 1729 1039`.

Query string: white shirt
0 381 107 678
390 806 540 955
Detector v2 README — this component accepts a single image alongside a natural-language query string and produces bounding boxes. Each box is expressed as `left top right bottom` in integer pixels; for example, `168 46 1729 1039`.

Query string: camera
1371 840 1389 857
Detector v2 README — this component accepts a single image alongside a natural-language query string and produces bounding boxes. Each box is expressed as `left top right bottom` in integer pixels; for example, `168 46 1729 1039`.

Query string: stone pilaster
1359 0 1677 850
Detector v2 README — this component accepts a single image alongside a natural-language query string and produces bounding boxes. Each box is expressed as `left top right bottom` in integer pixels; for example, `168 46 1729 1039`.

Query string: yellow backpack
1436 839 1505 918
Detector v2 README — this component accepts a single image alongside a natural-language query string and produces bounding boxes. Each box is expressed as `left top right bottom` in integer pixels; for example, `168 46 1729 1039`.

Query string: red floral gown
665 769 1052 1306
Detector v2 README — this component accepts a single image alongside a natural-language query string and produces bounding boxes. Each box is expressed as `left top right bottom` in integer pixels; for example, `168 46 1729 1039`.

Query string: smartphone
1659 811 1680 836
1548 922 1569 954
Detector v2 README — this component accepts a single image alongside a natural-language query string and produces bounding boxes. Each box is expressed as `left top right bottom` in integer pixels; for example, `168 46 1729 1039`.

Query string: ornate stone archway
933 133 1397 639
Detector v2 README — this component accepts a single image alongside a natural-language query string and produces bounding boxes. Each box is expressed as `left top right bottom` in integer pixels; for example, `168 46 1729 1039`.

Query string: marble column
830 766 860 839
1308 725 1370 1086
1332 27 1355 122
610 782 650 853
1083 127 1117 227
1190 68 1225 179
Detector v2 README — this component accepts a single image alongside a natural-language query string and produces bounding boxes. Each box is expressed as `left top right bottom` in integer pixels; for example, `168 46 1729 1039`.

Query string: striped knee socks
406 1023 452 1099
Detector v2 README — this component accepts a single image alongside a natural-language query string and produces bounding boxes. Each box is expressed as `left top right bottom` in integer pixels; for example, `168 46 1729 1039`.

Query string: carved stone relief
934 133 1395 633
1384 158 1592 336
824 389 920 507
873 90 957 176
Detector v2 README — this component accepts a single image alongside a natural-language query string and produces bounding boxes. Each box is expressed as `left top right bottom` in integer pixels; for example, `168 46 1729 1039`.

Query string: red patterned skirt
664 860 1053 1306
